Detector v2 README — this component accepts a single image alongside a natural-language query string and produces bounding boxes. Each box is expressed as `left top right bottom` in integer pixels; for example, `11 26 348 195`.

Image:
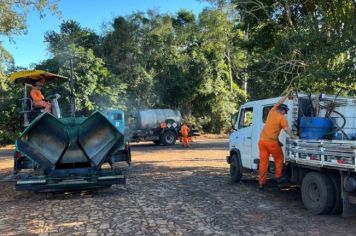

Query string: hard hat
278 104 289 113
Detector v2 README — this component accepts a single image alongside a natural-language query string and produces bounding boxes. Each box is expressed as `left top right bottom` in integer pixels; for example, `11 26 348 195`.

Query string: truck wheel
301 172 336 215
161 131 177 146
230 153 243 183
328 174 342 214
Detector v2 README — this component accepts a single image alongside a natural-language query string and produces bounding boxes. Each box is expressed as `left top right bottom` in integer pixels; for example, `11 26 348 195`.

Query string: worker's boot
276 176 288 188
259 184 265 191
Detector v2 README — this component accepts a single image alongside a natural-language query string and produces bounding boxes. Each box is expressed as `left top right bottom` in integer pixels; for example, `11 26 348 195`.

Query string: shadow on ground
131 140 228 151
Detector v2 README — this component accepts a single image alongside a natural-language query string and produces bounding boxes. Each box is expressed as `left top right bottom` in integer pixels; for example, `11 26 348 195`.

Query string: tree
0 0 59 72
190 9 244 132
39 21 127 115
101 14 155 109
101 9 246 132
44 20 100 55
0 0 59 36
232 0 355 98
0 0 60 145
37 45 126 116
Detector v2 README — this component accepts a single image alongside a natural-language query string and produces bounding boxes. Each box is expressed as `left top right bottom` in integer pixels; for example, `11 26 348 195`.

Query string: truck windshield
111 113 122 121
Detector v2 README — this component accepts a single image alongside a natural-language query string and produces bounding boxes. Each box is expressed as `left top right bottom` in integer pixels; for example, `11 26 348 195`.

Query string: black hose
319 104 348 139
307 93 315 117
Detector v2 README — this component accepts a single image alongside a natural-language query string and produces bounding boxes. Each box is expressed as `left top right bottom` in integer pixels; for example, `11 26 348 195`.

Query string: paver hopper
15 111 129 191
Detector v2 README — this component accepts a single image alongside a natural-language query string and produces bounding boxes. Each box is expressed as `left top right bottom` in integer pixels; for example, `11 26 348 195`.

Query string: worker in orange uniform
180 121 191 148
258 88 296 191
30 78 52 113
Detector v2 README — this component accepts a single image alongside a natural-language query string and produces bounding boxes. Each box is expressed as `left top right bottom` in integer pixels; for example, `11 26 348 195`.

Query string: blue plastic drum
299 117 333 140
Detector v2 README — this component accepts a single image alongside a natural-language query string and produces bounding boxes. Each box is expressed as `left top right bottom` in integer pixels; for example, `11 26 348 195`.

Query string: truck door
236 107 254 168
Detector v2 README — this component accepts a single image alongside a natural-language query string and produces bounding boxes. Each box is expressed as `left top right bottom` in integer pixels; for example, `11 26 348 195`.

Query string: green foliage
0 0 59 145
2 1 354 144
0 0 58 71
0 74 23 145
44 20 100 55
37 43 126 116
233 0 355 98
0 0 59 36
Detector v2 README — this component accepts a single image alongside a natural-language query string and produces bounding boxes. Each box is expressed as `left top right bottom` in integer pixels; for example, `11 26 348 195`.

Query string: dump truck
227 92 356 217
10 70 131 192
128 109 182 146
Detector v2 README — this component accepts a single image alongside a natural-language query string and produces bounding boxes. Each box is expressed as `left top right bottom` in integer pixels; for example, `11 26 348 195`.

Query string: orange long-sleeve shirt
259 104 288 142
30 87 45 102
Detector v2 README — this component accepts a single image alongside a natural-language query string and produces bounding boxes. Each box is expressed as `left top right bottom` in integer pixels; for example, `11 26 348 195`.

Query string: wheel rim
165 134 175 144
308 182 321 202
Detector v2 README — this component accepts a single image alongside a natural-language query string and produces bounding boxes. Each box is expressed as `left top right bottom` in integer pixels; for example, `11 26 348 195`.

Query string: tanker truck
10 70 131 192
128 109 182 146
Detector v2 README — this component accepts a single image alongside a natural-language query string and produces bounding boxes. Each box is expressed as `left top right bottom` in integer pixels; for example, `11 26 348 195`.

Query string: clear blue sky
2 0 210 68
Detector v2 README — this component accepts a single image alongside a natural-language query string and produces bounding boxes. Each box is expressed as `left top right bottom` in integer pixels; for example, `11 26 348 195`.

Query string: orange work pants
34 100 52 113
258 140 284 185
182 135 189 147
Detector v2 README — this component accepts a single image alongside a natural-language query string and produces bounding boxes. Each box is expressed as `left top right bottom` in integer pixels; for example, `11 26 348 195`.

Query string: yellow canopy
9 70 67 84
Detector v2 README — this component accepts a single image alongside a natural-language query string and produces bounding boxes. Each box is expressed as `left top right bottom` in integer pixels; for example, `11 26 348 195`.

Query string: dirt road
0 139 355 235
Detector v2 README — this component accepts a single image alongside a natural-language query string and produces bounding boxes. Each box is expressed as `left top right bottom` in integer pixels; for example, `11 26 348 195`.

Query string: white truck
227 93 356 217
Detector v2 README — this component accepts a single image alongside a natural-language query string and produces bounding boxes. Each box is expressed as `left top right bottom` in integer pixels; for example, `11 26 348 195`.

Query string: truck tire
230 153 243 183
328 174 342 214
126 145 132 164
161 131 177 146
301 172 336 215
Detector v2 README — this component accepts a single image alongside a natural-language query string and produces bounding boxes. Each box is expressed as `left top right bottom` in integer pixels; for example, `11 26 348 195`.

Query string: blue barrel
299 117 333 140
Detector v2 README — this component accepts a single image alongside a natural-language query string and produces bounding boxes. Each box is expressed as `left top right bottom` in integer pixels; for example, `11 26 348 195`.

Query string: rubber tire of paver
327 173 343 214
301 172 336 215
161 131 177 146
230 152 243 183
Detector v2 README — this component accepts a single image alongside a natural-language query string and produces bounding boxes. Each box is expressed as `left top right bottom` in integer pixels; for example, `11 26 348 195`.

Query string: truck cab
105 109 131 164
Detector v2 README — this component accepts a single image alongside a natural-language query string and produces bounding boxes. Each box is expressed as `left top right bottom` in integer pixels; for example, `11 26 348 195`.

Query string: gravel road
0 139 355 235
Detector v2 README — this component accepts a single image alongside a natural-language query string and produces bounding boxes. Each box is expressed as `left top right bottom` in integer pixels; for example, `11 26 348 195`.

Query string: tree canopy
0 0 59 144
1 0 355 144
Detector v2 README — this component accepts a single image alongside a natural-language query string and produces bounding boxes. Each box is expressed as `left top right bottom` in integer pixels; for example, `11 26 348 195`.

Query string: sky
2 0 211 68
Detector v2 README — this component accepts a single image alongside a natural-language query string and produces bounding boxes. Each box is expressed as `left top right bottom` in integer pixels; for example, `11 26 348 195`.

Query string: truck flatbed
286 138 356 171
